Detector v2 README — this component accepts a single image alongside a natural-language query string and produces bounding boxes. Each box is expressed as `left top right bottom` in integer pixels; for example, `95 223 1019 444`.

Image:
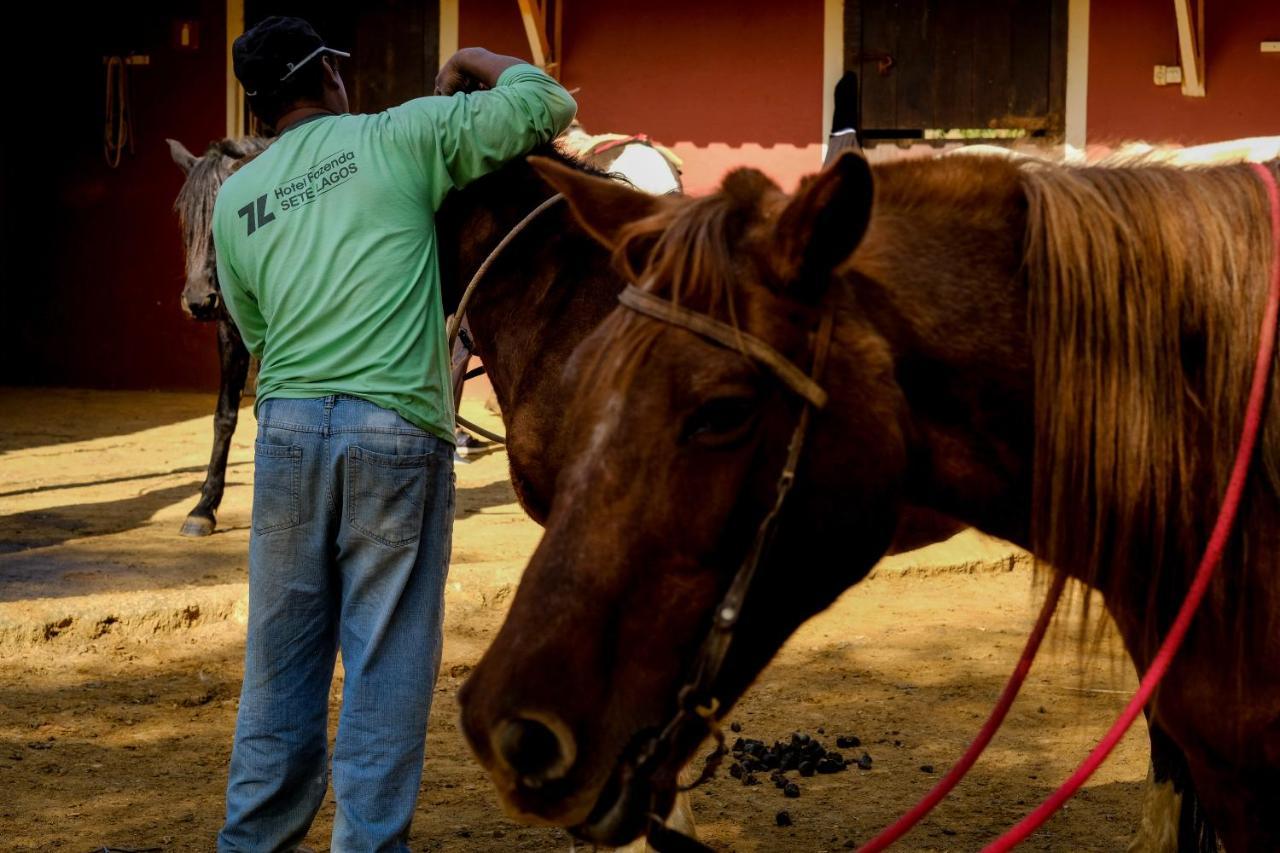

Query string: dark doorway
845 0 1067 143
243 0 440 125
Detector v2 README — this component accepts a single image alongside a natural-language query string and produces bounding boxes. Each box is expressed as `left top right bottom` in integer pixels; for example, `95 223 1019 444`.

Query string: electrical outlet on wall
1153 65 1183 86
1262 42 1280 53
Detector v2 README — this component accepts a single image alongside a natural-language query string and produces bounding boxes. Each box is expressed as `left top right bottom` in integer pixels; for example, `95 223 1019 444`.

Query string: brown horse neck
441 156 624 387
436 150 631 519
838 157 1036 543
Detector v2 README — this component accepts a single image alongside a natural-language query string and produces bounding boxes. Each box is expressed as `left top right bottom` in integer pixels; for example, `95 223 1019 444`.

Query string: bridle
611 283 836 853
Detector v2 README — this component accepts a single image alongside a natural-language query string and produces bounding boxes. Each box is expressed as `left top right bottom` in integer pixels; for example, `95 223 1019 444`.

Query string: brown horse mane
565 169 783 405
614 168 781 318
1023 159 1280 664
606 153 1280 674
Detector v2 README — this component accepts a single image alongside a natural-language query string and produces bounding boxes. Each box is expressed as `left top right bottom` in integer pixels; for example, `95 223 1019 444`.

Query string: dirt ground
0 387 1150 852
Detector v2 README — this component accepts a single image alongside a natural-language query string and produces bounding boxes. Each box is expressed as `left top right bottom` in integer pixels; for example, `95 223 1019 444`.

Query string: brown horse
458 152 1280 849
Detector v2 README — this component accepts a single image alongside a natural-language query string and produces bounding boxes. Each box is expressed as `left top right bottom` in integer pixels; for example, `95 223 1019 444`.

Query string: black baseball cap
233 16 350 97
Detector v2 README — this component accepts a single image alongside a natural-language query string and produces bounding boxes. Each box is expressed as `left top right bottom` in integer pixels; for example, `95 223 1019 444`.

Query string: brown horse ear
167 138 198 173
773 151 874 296
529 155 667 251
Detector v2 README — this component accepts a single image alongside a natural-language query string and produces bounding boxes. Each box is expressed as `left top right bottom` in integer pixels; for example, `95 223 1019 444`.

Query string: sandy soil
0 388 1149 851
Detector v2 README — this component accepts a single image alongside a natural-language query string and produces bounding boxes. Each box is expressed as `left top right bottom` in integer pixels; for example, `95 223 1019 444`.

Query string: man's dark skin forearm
435 48 529 96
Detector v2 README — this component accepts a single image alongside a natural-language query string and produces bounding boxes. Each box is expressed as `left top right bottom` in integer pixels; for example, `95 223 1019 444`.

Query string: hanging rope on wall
103 56 135 168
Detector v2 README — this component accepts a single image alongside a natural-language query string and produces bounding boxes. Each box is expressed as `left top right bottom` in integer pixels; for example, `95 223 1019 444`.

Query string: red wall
459 0 827 193
1088 0 1280 144
25 3 1276 391
2 2 227 390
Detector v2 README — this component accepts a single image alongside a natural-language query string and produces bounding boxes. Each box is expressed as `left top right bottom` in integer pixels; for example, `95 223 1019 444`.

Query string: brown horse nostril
493 714 576 787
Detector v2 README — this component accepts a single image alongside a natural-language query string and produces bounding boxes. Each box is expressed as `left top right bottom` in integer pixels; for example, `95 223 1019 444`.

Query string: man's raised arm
434 47 525 95
387 48 577 206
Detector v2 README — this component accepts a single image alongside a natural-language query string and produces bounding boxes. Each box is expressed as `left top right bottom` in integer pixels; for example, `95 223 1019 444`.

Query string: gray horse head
168 137 268 320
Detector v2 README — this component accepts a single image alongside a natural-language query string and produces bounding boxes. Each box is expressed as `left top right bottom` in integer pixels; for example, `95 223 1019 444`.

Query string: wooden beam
822 0 844 150
439 0 459 68
552 0 563 78
226 0 245 137
1065 0 1090 149
1173 0 1205 97
517 0 550 68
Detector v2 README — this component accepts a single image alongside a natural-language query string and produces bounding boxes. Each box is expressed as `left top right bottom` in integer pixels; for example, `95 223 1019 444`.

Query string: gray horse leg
181 316 250 537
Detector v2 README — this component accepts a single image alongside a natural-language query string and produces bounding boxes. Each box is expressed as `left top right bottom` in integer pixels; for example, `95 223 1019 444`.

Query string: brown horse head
168 137 267 320
459 153 915 844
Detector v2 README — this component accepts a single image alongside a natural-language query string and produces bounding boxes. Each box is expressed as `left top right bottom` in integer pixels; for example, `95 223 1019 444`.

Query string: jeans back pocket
347 445 433 548
253 441 302 534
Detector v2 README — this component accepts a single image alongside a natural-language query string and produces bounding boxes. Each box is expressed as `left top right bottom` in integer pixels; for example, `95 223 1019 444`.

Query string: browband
618 285 829 409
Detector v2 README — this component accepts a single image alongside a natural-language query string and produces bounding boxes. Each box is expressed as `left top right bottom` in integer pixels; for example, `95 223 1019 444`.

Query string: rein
447 192 565 445
618 288 829 407
613 283 835 853
862 160 1280 851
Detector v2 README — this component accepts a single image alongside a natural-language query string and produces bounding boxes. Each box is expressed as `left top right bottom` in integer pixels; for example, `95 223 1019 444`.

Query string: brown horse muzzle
458 677 600 826
491 712 577 789
457 597 614 828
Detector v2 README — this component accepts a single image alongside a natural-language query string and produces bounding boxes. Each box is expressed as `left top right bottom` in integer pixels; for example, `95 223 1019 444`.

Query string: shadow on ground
0 482 203 554
455 480 520 520
0 461 249 500
0 387 243 453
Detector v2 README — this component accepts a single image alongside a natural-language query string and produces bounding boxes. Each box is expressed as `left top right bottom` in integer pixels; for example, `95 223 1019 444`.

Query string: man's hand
435 47 528 96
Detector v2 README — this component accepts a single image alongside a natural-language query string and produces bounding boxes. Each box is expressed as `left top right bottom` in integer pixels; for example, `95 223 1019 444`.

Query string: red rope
983 160 1280 851
856 573 1065 853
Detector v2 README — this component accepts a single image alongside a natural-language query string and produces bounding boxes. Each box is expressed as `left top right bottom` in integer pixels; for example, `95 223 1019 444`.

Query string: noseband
614 283 835 851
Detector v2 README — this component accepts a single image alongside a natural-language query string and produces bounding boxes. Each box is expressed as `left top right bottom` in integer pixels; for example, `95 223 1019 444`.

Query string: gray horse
168 137 269 537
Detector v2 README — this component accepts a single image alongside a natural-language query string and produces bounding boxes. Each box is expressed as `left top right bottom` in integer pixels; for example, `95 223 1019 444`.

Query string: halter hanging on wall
103 55 146 169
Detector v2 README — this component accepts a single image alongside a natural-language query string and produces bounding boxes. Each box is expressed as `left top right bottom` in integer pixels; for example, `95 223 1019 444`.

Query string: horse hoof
180 516 216 537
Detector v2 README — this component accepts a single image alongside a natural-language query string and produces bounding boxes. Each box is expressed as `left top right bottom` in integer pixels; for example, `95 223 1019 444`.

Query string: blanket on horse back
558 121 683 195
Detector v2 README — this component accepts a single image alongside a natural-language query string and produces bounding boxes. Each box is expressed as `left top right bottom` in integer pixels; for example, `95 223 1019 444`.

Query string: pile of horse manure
725 729 872 801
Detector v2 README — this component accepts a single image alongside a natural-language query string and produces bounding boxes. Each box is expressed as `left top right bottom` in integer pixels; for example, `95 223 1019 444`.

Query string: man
211 17 575 852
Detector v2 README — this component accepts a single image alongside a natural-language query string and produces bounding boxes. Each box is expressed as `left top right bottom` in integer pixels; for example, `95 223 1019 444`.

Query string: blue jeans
219 395 454 853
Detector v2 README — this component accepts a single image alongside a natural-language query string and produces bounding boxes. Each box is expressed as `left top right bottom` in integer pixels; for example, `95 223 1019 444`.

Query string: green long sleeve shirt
212 64 576 443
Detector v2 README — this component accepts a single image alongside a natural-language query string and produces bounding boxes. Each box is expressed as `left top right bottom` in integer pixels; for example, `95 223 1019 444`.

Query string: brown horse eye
683 396 759 445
